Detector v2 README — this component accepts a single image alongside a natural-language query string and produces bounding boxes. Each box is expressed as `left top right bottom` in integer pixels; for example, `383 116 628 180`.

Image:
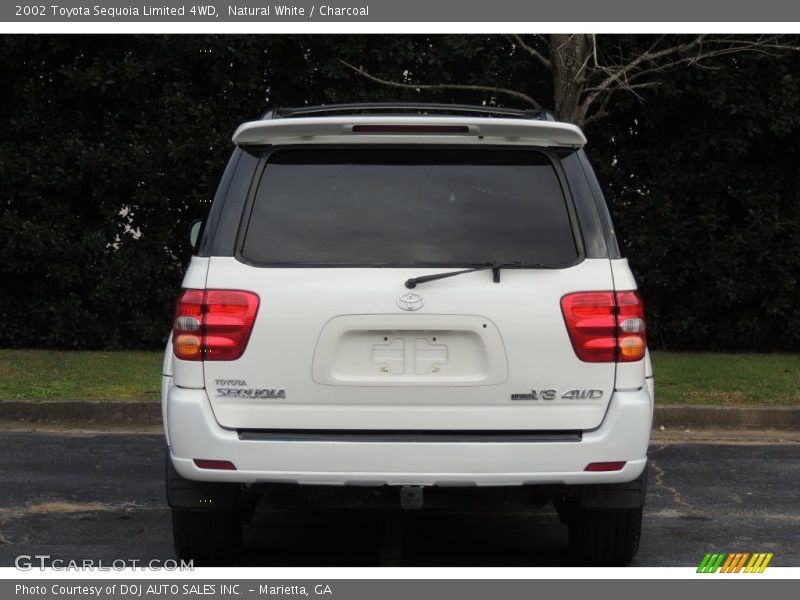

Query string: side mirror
189 219 203 250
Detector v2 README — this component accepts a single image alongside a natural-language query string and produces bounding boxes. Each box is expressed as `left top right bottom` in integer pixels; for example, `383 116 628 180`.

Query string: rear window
240 148 579 267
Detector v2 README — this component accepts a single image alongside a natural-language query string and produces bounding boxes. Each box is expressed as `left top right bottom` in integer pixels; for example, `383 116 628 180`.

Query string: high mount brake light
350 124 470 134
173 289 260 361
560 291 646 363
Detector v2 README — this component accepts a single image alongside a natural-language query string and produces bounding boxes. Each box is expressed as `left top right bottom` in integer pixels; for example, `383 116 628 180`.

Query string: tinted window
560 150 608 259
240 148 579 266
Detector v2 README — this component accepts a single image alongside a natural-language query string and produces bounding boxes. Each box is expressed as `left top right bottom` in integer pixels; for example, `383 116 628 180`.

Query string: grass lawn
0 349 161 401
0 349 797 405
650 351 800 406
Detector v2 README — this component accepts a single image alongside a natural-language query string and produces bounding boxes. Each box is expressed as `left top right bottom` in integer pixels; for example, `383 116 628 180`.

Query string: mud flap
576 464 648 510
165 451 240 510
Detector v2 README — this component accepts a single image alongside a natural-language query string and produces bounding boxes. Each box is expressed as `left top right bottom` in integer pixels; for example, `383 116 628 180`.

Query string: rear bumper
166 386 652 487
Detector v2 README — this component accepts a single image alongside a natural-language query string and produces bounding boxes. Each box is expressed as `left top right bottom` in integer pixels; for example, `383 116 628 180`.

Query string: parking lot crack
0 521 10 545
650 459 702 516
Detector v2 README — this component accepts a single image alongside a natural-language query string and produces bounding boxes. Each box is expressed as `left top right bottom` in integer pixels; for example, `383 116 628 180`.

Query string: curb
653 405 800 431
1 400 799 430
0 400 162 425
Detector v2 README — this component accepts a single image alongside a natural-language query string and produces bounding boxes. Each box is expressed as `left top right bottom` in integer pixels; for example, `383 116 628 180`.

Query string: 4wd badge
511 389 603 401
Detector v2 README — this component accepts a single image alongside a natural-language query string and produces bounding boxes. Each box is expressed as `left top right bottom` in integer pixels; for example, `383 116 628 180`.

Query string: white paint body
166 384 650 486
163 256 652 485
162 117 652 487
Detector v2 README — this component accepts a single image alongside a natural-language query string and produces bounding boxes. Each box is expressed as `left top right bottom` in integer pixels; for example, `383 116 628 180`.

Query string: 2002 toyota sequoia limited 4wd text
162 103 654 566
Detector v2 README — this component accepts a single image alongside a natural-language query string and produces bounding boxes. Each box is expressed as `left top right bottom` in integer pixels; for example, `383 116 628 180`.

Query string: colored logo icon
697 552 773 573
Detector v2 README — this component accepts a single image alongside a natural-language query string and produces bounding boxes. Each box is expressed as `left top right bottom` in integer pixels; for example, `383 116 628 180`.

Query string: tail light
173 289 259 361
585 461 626 472
560 291 646 363
193 459 237 470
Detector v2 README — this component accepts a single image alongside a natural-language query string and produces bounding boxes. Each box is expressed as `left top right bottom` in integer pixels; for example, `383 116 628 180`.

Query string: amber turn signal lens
174 334 202 360
619 335 646 360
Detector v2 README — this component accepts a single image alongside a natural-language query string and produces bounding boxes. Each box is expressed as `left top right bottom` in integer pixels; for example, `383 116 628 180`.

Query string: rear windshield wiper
405 262 547 289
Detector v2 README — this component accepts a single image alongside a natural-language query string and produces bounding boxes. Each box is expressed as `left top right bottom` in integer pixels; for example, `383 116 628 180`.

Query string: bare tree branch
621 39 800 84
550 33 579 56
582 81 660 95
507 34 552 70
580 35 800 120
337 59 543 110
573 37 596 84
336 34 800 128
585 35 706 106
583 90 616 127
590 34 599 69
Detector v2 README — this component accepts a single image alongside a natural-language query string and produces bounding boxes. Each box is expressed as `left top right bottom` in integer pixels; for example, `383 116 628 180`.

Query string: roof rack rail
270 103 545 120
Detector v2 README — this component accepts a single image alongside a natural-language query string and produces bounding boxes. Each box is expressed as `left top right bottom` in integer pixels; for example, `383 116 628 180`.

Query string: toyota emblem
397 293 424 311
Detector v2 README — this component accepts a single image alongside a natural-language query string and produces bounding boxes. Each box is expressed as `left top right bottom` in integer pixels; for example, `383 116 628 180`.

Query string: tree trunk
550 34 593 127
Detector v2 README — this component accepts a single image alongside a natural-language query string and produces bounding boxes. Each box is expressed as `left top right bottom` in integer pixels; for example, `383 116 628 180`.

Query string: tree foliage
1 35 798 351
590 51 800 350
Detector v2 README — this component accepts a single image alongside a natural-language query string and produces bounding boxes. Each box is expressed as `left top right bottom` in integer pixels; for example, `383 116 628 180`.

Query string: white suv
161 103 654 566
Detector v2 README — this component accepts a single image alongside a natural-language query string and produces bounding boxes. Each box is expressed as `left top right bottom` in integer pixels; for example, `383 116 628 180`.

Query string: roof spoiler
232 116 586 148
269 103 547 120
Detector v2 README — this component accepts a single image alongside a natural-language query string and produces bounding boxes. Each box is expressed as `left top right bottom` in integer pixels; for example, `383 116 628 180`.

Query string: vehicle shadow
237 506 572 567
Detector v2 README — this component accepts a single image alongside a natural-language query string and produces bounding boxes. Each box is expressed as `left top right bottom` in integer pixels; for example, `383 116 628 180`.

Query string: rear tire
568 506 642 566
172 507 242 565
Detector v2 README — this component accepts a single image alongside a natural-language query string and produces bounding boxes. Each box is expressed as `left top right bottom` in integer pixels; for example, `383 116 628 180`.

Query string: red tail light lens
173 289 259 361
585 461 626 472
193 459 237 470
560 292 616 362
561 291 646 363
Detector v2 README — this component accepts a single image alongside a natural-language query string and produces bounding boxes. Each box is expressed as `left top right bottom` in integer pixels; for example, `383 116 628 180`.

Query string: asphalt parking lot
0 429 797 567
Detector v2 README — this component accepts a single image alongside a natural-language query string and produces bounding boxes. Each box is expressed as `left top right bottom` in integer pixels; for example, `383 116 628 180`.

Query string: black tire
172 507 242 565
568 506 642 566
